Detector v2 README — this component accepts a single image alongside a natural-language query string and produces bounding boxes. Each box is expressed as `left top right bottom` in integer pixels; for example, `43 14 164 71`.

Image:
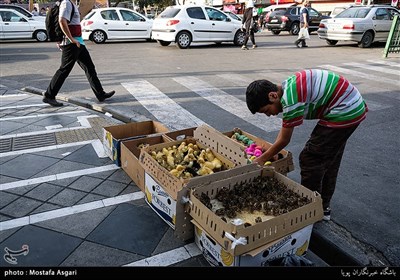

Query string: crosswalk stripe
173 76 282 132
343 62 400 76
367 60 400 68
0 110 87 122
320 65 400 87
217 73 253 86
122 80 205 130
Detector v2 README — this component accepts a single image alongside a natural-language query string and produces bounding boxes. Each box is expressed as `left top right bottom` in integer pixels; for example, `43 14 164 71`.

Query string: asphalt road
1 31 399 266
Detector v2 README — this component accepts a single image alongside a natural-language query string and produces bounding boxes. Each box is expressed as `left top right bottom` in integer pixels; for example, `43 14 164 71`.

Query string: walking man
295 0 310 48
43 0 115 107
241 0 257 50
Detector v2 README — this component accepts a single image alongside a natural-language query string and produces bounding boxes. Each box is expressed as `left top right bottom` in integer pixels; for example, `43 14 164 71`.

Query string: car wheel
326 39 338 46
91 30 106 44
158 40 171 46
34 30 48 42
271 30 281 35
176 31 191 49
358 31 374 48
290 22 300 35
234 30 246 46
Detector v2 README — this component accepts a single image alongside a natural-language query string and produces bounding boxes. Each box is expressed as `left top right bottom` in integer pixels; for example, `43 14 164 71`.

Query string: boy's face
257 92 282 116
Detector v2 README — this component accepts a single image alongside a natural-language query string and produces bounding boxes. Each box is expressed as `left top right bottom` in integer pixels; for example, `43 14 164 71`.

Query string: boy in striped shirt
245 69 368 221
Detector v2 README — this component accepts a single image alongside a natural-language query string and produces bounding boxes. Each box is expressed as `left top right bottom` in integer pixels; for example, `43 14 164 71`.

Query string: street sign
392 0 398 7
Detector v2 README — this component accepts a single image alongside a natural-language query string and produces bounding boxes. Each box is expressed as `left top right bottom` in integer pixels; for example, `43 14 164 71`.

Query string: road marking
122 80 205 130
0 164 120 191
0 192 144 231
124 243 201 266
0 140 95 158
91 139 108 158
320 65 400 87
174 76 282 132
343 62 400 76
0 111 87 122
367 60 400 68
217 73 253 86
0 115 98 140
0 103 48 110
0 94 28 98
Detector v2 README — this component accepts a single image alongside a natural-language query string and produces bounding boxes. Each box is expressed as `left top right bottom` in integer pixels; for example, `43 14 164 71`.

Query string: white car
81 7 153 44
317 5 400 48
151 5 246 49
0 8 47 41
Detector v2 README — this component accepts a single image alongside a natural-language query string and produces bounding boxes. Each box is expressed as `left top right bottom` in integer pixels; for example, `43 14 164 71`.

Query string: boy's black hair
245 79 278 114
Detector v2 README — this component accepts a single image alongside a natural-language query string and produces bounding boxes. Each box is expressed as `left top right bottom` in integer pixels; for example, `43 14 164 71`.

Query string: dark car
266 6 330 35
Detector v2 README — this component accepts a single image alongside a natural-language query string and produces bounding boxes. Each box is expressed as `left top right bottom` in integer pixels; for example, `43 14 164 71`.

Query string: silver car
317 5 400 48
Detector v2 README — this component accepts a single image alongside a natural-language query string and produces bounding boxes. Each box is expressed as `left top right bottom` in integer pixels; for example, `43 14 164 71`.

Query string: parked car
224 11 242 21
0 4 45 21
0 8 47 41
329 5 353 18
317 5 400 48
81 7 153 44
151 5 245 49
266 6 330 35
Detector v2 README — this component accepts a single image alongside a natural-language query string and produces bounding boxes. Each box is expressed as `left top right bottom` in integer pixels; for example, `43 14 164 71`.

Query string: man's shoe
241 45 248 50
43 97 63 107
252 44 257 49
302 45 308 48
97 90 115 102
323 207 331 221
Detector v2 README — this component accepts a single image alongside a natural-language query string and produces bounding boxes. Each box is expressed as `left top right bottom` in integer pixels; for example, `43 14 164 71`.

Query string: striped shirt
281 69 368 128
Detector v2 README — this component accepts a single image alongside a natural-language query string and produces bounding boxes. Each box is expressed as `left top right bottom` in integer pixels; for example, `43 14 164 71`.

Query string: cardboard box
120 135 171 192
194 221 313 266
139 137 255 200
188 168 323 256
164 127 196 141
222 129 295 175
103 121 169 166
144 172 193 240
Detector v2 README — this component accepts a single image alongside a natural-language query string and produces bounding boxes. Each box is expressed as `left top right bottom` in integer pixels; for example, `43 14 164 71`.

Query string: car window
158 7 180 18
289 7 299 16
0 10 15 22
309 8 320 17
187 7 206 20
388 8 400 19
0 5 32 18
84 11 95 20
336 8 371 19
205 7 228 21
375 8 390 20
120 10 143 21
100 10 119 21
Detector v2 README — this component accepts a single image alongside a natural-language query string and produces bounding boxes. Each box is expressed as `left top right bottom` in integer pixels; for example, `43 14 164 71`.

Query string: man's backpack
45 0 74 42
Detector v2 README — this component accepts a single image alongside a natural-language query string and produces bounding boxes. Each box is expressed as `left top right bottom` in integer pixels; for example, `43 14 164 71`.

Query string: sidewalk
0 80 390 267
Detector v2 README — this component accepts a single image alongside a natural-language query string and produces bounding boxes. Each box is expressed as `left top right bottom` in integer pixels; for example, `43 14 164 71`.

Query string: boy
245 69 368 221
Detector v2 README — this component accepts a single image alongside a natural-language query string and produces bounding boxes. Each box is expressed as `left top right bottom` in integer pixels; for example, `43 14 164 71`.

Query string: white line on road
320 65 400 87
0 140 95 158
367 60 400 68
174 76 282 132
0 192 144 231
217 73 253 86
0 103 48 110
0 94 28 98
343 62 400 76
124 243 201 266
122 80 205 130
0 164 119 191
0 110 86 122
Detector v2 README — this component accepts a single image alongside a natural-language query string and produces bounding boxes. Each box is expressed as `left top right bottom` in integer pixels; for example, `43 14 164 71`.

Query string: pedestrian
295 0 310 48
31 7 39 16
241 0 257 50
43 0 115 107
245 69 368 221
40 7 46 16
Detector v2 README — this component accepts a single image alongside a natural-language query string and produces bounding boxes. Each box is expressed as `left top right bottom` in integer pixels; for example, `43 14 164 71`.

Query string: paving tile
0 191 19 208
172 255 210 267
2 184 37 196
107 169 133 184
78 193 106 205
87 169 117 180
60 241 143 266
37 206 115 239
152 228 186 255
64 144 110 166
50 177 78 187
91 180 127 197
120 182 140 194
0 225 81 266
30 203 62 215
32 160 95 178
0 120 27 135
47 188 87 207
25 183 63 202
0 155 17 165
32 145 83 159
87 204 168 256
1 197 42 218
68 175 103 192
0 226 19 243
0 154 60 179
